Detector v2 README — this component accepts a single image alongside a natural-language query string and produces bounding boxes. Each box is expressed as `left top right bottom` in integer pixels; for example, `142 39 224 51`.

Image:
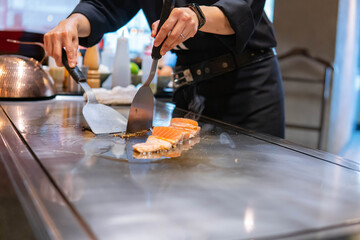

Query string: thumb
151 20 160 38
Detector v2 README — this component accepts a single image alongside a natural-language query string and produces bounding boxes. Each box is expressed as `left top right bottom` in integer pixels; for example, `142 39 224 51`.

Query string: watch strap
187 3 206 30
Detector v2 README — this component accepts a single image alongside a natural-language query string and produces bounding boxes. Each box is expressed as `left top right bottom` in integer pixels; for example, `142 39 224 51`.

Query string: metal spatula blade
126 0 175 133
126 60 157 133
62 49 127 134
80 82 127 134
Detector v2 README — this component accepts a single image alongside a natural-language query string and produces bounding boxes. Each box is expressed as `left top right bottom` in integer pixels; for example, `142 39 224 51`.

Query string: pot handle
6 39 47 64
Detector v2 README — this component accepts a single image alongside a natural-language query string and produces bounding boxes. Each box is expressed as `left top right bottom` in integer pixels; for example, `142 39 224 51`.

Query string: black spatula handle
61 48 86 83
151 0 175 60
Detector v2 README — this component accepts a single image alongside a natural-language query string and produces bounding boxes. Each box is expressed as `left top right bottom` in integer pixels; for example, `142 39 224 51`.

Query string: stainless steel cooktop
1 96 360 240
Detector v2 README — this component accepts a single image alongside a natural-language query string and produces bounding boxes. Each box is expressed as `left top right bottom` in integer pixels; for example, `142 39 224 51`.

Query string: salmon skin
132 118 201 154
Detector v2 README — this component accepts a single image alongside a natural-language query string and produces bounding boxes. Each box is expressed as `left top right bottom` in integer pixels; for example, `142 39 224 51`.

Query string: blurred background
0 0 359 162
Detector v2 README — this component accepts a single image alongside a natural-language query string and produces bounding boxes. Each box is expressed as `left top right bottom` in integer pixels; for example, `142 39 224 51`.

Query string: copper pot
0 40 56 99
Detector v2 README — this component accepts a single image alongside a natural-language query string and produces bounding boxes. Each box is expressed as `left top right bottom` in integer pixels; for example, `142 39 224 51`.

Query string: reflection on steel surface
41 174 84 205
244 207 255 233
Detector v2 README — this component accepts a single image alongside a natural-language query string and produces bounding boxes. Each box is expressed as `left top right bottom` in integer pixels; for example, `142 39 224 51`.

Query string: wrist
187 3 206 30
68 13 90 37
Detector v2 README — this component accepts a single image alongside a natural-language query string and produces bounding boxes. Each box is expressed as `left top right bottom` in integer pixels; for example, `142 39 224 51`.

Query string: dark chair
278 48 334 149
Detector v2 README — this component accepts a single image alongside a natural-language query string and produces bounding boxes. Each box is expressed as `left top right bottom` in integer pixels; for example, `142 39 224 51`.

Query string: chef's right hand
44 13 90 68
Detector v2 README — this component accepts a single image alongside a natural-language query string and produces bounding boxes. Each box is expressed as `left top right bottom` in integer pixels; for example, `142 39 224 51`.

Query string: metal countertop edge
172 105 360 172
0 140 52 239
0 105 97 240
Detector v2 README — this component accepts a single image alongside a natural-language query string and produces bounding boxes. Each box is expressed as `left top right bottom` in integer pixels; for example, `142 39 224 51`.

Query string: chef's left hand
151 7 198 56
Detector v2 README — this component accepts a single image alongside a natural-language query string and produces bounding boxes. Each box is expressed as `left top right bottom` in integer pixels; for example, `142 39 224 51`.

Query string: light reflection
111 138 126 158
0 118 5 130
15 106 26 132
16 118 26 132
47 14 53 22
244 208 255 233
17 60 26 79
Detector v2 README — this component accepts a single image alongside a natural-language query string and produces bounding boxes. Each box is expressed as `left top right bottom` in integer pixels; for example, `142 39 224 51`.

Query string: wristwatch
187 3 206 30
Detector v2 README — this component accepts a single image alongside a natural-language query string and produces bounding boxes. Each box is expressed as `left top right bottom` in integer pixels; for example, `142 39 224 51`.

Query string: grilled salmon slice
133 146 182 159
170 118 198 128
133 118 201 154
171 126 199 139
152 126 184 145
133 135 172 153
170 118 201 138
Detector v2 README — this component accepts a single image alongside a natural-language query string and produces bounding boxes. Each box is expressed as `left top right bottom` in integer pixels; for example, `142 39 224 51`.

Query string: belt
172 48 275 88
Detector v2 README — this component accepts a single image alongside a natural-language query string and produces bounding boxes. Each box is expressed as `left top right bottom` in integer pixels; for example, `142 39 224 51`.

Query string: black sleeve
71 0 141 47
212 0 266 53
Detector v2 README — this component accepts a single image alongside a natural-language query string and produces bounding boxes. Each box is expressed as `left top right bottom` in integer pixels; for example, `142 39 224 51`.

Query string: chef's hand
151 7 199 56
44 13 90 68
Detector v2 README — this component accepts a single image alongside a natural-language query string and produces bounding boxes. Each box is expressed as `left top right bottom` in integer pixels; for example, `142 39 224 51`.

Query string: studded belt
172 48 275 88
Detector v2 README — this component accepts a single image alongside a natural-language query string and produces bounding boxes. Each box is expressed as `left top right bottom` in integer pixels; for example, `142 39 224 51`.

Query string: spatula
126 0 175 133
62 49 127 134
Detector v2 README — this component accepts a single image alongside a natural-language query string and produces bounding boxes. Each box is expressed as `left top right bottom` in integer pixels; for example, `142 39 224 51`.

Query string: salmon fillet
152 126 184 145
171 126 199 139
170 118 199 128
133 146 182 159
170 118 201 137
133 135 172 153
132 118 201 155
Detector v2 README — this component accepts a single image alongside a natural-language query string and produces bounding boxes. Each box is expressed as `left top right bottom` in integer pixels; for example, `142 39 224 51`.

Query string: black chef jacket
72 0 277 65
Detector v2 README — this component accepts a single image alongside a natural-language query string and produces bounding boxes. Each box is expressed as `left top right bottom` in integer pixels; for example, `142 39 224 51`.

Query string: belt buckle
172 69 194 88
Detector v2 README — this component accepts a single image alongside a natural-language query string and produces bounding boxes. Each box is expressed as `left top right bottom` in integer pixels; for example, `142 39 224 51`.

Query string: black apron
173 56 285 138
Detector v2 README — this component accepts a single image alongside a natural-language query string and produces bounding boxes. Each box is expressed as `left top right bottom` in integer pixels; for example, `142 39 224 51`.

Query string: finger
181 25 196 42
52 34 64 67
151 20 159 38
160 23 185 55
166 32 191 53
73 34 79 66
153 18 177 47
167 27 193 52
161 11 197 55
43 33 53 59
64 32 77 68
154 9 181 47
